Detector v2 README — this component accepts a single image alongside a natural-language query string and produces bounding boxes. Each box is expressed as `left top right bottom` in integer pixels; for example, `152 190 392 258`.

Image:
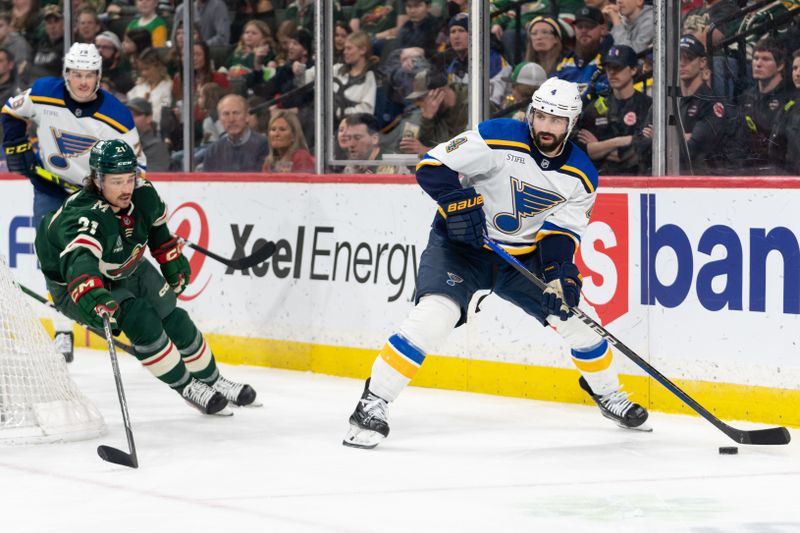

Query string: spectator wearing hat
724 37 793 175
576 44 652 175
127 97 170 171
127 48 173 133
171 0 231 47
439 13 510 107
557 6 613 101
501 62 546 120
400 68 468 155
29 5 64 80
0 12 30 76
204 94 269 172
672 34 728 174
524 16 568 76
95 31 134 94
603 0 654 54
127 0 169 48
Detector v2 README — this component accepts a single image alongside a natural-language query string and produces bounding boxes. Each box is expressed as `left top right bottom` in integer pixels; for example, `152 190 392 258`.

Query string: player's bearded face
531 111 569 154
98 172 136 210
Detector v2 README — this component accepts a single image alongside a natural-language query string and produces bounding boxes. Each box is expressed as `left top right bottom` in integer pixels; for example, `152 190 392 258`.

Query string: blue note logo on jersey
446 272 464 286
445 137 467 153
48 128 98 169
493 177 566 234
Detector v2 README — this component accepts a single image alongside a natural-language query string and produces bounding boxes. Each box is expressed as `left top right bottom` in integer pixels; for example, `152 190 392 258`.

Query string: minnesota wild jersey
35 179 170 286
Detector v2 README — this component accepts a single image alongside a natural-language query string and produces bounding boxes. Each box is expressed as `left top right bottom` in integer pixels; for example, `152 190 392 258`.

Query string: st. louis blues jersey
416 118 598 256
1 77 146 188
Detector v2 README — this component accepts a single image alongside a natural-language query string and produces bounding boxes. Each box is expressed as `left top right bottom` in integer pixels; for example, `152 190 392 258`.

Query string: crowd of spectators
0 0 797 175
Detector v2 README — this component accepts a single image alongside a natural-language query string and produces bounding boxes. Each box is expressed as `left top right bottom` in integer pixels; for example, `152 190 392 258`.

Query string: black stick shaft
179 237 276 270
18 283 136 356
100 313 138 468
484 237 790 445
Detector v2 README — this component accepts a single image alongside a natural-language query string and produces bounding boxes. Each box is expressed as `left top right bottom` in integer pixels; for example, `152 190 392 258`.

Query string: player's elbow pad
416 162 461 201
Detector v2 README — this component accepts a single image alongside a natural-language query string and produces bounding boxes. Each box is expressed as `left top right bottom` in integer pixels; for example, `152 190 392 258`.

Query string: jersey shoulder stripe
29 77 67 104
560 143 598 194
416 154 443 171
95 90 135 133
479 118 531 155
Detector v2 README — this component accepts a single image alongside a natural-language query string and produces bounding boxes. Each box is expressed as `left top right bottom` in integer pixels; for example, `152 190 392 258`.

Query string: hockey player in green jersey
35 139 257 415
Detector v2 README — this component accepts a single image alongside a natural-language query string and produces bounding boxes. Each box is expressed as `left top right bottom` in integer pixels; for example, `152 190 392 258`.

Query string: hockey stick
483 236 791 446
97 312 139 468
17 283 137 356
178 237 276 270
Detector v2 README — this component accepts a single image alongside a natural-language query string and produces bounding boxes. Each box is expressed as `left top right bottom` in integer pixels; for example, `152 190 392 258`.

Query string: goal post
0 255 106 444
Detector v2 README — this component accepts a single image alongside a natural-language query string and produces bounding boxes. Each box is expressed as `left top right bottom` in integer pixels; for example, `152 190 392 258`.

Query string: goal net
0 255 106 444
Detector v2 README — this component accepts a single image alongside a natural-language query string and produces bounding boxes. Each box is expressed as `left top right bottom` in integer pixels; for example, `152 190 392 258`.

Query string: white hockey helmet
527 78 582 153
63 43 103 98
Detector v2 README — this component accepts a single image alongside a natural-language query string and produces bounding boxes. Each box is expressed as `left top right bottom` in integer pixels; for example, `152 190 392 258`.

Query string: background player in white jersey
343 78 650 449
2 43 146 362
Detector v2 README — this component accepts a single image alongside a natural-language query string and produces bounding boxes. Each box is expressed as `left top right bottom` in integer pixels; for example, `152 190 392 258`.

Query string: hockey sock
371 333 426 402
369 294 460 401
119 299 191 390
571 340 620 396
162 308 219 383
132 331 192 390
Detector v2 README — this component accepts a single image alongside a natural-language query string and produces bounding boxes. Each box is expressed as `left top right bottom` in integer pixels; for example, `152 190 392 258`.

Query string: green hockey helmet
89 139 138 177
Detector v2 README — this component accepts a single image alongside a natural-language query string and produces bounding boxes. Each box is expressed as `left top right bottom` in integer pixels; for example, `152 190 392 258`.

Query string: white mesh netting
0 255 106 444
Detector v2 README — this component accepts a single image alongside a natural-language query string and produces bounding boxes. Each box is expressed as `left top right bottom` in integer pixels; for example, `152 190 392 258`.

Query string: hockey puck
718 446 738 455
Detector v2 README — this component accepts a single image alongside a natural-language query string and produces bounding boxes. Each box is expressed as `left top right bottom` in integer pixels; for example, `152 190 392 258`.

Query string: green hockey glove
68 274 120 334
152 237 191 294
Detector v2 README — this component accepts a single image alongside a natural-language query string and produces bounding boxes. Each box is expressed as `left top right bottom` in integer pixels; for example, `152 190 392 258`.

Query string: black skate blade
97 445 138 468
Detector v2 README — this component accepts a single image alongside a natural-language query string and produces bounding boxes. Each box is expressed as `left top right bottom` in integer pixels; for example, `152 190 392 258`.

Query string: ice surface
1 349 797 533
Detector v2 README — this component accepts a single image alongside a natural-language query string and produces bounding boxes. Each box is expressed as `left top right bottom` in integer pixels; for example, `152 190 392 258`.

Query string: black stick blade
736 426 791 445
229 241 277 269
97 445 139 468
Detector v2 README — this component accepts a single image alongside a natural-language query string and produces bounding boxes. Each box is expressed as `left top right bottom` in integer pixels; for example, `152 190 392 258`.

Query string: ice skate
181 378 230 415
579 376 651 431
213 376 260 407
54 331 74 363
343 379 390 449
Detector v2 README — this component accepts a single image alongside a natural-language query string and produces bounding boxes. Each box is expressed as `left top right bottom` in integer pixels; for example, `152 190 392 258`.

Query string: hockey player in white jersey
343 78 650 449
2 43 146 361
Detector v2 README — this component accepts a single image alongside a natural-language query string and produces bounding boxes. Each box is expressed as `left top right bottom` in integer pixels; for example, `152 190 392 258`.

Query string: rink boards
1 173 798 426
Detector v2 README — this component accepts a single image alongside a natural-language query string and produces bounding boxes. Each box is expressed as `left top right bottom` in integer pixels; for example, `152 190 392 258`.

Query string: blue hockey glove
4 138 37 179
438 187 486 248
68 274 121 334
541 262 582 321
